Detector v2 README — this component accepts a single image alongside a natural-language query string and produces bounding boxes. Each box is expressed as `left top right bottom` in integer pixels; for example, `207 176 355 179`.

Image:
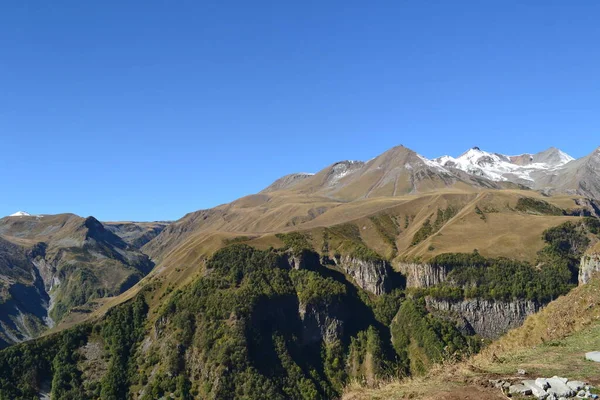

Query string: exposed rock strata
579 252 600 285
336 256 392 295
426 297 540 339
398 262 450 288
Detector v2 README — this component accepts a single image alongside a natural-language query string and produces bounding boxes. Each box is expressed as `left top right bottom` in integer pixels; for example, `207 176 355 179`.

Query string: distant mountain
261 146 523 201
103 221 170 248
535 146 600 199
0 213 157 348
262 145 600 201
8 211 31 217
433 146 573 184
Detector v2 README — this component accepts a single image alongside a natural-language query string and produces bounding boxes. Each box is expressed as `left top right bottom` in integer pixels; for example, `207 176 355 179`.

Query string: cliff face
398 262 450 288
279 250 321 271
337 256 392 295
579 253 600 285
426 297 540 339
298 302 345 345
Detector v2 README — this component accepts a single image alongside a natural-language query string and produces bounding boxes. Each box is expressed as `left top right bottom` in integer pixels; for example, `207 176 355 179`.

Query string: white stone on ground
585 351 600 362
509 383 532 395
543 377 575 398
522 379 548 398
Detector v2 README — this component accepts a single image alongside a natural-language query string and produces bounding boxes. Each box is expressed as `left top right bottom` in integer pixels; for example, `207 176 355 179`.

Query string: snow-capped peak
9 211 31 217
432 147 574 183
552 149 575 166
416 153 450 173
457 147 510 165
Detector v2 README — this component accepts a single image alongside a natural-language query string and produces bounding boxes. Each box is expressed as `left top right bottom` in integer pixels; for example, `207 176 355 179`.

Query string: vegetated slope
128 189 595 351
0 239 482 400
2 212 596 400
0 201 598 399
2 144 600 398
143 188 592 276
0 213 154 348
343 275 600 400
142 143 600 269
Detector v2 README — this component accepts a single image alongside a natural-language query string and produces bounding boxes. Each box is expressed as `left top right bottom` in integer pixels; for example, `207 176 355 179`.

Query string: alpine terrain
1 144 600 400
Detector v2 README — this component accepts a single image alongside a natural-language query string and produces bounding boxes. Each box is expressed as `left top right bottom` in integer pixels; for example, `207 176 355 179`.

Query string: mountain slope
344 275 600 400
1 210 597 400
535 147 600 199
264 146 519 201
433 146 573 185
103 221 170 249
0 213 154 348
260 145 599 202
1 143 600 399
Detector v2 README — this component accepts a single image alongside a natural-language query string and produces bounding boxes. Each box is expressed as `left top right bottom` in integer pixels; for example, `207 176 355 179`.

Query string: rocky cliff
398 262 450 288
279 249 321 271
336 255 392 295
426 297 540 339
579 248 600 285
298 301 345 345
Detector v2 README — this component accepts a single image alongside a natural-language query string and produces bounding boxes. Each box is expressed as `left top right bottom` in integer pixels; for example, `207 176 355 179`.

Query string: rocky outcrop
279 249 321 271
398 262 450 288
336 255 391 295
298 302 344 345
579 252 600 285
426 297 540 339
570 198 600 217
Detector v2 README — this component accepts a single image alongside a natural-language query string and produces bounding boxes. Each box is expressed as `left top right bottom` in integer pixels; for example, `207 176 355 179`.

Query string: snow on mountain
416 153 451 174
9 211 31 217
432 147 574 183
326 160 364 186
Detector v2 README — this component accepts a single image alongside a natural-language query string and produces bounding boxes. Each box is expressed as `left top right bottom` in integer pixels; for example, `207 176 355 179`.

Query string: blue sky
1 1 599 221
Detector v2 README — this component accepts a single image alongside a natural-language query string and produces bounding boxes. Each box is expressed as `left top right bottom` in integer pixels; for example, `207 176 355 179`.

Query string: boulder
509 384 532 396
522 380 548 398
545 377 574 398
552 376 569 384
585 351 600 362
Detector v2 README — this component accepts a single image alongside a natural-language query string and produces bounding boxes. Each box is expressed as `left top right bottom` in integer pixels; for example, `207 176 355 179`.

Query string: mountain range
0 214 168 347
263 145 600 200
1 144 600 400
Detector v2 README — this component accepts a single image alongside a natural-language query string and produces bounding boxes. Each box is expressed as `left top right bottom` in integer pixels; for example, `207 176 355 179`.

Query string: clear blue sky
2 1 599 221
